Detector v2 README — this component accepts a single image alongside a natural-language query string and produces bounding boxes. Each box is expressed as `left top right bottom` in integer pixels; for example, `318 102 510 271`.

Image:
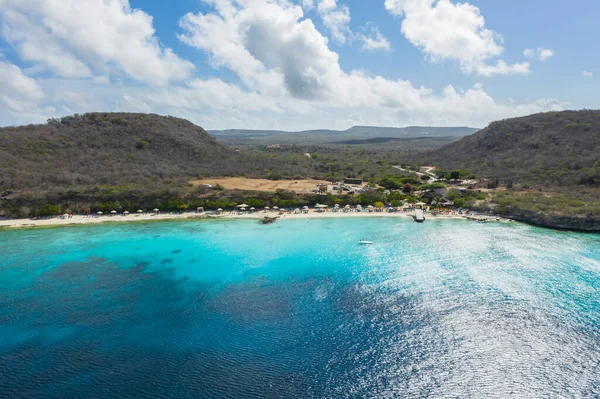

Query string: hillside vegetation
0 113 299 191
410 110 600 230
416 110 600 188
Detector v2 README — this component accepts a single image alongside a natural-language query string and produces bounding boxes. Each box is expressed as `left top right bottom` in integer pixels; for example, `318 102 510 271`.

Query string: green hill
417 110 600 187
413 110 600 230
0 112 290 192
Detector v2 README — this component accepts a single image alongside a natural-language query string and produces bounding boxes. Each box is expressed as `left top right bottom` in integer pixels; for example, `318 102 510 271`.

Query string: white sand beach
0 210 508 229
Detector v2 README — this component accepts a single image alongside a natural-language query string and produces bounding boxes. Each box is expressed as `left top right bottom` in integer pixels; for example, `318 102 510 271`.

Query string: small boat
359 240 373 245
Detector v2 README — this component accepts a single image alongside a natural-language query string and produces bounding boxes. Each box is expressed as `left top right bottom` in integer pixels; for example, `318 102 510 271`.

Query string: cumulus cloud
0 60 45 113
385 0 530 76
0 0 569 129
315 0 351 44
582 71 593 77
0 0 194 85
523 47 555 62
174 0 564 127
359 26 391 52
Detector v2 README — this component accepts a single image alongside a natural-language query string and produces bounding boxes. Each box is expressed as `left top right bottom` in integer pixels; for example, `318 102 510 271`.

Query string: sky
0 0 597 130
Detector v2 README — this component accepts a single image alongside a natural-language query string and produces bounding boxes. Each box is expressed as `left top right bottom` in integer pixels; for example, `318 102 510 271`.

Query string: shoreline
0 211 498 230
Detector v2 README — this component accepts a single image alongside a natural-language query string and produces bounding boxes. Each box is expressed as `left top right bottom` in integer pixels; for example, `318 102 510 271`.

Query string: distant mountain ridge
210 125 479 144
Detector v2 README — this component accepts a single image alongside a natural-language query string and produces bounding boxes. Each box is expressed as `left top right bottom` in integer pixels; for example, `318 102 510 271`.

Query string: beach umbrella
217 208 223 211
315 204 328 208
137 209 143 213
97 211 103 215
367 205 374 209
250 207 255 210
237 204 249 208
197 207 204 212
124 211 130 215
303 206 309 210
345 204 351 209
295 208 300 213
111 210 117 214
153 208 159 212
334 204 339 208
273 206 279 210
265 206 270 210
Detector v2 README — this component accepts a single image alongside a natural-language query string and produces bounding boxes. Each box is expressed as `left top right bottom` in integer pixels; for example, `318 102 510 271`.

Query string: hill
210 125 478 145
0 113 290 192
412 110 600 230
417 110 600 188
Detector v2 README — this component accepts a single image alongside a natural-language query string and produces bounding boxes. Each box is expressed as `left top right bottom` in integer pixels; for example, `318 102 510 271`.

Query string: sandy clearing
190 177 331 193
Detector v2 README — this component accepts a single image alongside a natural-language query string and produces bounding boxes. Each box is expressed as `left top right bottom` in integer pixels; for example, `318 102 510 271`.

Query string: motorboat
359 240 373 245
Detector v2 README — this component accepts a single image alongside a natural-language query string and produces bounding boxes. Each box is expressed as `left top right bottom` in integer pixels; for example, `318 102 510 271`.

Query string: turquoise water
1 218 599 398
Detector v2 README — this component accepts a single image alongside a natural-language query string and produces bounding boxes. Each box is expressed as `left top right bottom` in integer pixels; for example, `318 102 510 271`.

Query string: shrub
135 139 149 150
37 204 62 217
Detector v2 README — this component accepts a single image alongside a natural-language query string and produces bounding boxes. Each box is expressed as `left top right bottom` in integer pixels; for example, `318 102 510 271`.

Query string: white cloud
0 0 569 129
174 0 563 128
0 61 44 102
315 0 351 44
359 26 391 52
523 47 554 62
0 60 45 115
385 0 530 76
304 0 390 51
583 71 593 77
0 0 194 85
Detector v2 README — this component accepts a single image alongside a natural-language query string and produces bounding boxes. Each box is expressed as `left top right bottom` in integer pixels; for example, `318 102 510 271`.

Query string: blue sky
0 0 597 130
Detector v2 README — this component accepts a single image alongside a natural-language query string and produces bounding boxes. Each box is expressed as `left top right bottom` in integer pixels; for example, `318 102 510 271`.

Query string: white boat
359 240 373 245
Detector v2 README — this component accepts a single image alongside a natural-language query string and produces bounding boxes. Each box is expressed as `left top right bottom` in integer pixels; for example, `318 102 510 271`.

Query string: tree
450 170 461 180
37 204 62 217
374 201 385 208
402 183 413 194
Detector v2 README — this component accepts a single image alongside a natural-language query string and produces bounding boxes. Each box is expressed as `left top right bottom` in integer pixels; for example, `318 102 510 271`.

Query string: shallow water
1 218 599 398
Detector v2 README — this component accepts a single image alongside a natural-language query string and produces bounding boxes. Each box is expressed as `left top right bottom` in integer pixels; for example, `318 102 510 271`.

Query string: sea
0 217 599 398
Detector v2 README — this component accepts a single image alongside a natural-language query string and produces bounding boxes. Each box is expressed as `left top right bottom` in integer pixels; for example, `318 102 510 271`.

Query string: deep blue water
1 217 599 398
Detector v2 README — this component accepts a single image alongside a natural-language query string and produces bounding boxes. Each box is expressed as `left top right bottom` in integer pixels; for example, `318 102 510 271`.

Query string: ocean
1 217 599 398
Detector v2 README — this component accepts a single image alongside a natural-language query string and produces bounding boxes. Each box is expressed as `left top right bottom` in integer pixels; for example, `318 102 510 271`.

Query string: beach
0 210 507 229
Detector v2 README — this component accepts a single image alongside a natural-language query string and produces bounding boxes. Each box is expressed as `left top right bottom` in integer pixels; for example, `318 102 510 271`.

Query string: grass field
190 178 331 193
